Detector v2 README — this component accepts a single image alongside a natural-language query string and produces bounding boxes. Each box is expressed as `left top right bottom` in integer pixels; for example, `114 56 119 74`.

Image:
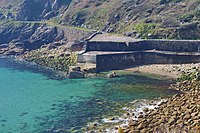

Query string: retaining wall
96 52 200 72
86 40 200 52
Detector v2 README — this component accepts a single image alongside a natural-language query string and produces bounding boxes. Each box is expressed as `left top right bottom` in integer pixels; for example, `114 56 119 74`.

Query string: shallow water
0 58 176 133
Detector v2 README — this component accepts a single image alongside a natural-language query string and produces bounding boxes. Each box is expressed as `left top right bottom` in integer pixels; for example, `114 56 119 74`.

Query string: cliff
0 21 93 55
1 0 200 40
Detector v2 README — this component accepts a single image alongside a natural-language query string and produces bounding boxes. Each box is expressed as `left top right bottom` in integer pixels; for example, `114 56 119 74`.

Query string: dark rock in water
19 112 29 117
68 71 85 79
50 108 56 110
1 119 7 123
1 124 5 127
51 103 57 106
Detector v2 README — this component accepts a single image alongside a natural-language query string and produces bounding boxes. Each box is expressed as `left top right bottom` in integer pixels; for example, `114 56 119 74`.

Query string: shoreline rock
85 67 200 133
105 71 118 78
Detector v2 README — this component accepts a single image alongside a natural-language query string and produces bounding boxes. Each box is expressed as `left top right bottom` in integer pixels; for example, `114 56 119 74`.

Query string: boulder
68 71 85 79
69 66 81 72
137 122 146 130
106 71 118 78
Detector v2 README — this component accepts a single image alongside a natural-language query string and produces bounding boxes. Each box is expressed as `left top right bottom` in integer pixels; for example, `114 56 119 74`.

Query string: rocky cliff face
1 0 200 40
60 0 200 39
16 0 72 21
0 0 71 21
0 22 93 55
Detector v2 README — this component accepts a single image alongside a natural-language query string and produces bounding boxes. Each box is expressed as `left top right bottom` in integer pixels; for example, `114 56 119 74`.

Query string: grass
0 0 23 15
134 22 157 39
3 20 94 32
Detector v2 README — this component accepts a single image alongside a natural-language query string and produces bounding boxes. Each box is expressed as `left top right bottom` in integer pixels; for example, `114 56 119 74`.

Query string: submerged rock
68 71 85 79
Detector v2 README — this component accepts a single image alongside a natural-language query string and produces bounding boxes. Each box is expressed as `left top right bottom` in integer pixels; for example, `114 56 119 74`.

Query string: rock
129 120 137 126
123 129 130 133
52 0 60 10
69 66 81 72
106 72 118 78
137 123 146 130
70 41 85 52
168 117 176 125
191 112 198 117
43 11 55 20
142 108 149 113
68 71 85 79
184 113 191 120
47 44 57 50
140 128 148 133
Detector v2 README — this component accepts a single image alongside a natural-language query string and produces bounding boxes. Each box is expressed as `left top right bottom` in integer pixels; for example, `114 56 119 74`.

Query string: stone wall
86 40 200 52
77 53 96 63
96 52 200 72
82 39 200 72
144 40 200 52
96 52 143 72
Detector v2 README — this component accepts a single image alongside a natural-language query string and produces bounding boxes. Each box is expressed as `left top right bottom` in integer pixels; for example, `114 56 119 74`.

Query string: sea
0 57 176 133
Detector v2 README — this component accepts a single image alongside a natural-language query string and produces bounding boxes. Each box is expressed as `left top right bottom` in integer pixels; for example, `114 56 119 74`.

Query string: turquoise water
0 58 176 133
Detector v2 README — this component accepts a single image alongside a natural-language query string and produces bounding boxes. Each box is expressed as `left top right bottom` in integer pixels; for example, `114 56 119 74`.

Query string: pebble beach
86 64 200 133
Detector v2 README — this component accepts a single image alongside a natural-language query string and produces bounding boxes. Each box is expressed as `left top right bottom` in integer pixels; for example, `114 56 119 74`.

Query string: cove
0 58 176 133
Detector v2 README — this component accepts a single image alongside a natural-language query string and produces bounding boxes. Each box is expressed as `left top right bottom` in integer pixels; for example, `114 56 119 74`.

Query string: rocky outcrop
16 0 47 21
68 66 85 79
2 0 200 39
15 0 72 21
0 23 63 55
123 80 200 132
0 22 93 56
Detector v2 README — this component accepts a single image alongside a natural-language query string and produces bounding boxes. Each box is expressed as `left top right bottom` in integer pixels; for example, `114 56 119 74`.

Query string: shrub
179 14 194 23
134 22 157 39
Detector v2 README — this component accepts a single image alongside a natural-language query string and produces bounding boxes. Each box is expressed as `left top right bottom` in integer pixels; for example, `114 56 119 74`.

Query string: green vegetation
178 70 200 81
134 22 157 39
68 52 78 67
86 8 109 30
179 13 194 23
0 0 23 15
0 20 23 27
47 19 93 32
2 0 200 40
71 9 89 26
0 19 93 32
179 10 200 23
23 49 78 72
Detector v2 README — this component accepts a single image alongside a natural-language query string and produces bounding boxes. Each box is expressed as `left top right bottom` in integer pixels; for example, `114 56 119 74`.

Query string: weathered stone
105 72 118 78
68 71 85 79
69 66 81 72
129 120 137 126
123 129 130 133
142 108 149 113
184 113 191 120
137 123 146 130
168 117 176 125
